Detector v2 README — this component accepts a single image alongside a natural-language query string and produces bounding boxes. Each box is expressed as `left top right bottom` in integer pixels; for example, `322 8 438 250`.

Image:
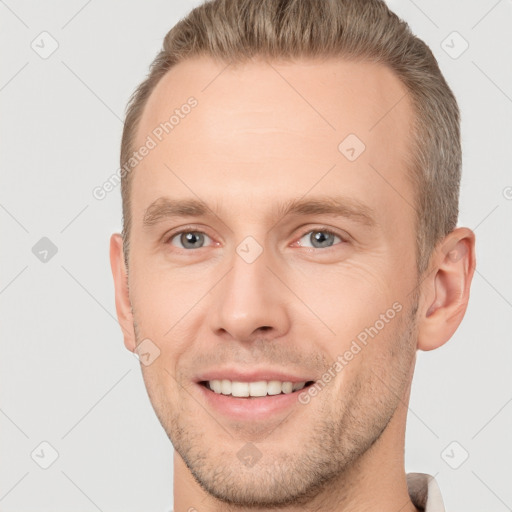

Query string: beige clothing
407 472 445 512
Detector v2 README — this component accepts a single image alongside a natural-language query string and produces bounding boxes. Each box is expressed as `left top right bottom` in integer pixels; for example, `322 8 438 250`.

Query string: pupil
182 232 203 248
312 231 333 248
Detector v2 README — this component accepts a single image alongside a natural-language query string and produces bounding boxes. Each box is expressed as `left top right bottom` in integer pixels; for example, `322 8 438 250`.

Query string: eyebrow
142 195 377 229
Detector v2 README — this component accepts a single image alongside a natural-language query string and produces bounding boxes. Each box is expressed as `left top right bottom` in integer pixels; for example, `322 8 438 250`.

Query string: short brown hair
120 0 461 275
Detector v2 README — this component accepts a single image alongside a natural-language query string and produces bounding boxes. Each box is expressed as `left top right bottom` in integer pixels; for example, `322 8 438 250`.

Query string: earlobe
417 227 476 351
109 233 137 352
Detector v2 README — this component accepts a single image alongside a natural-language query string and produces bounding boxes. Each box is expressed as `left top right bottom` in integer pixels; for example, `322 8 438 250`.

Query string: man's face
126 56 420 506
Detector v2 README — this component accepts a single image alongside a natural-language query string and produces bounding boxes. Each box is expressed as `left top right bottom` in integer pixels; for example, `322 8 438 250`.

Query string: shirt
407 472 445 512
166 472 445 512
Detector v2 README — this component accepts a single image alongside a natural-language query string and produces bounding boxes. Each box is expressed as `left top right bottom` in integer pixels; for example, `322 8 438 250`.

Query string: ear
416 227 476 351
110 233 137 352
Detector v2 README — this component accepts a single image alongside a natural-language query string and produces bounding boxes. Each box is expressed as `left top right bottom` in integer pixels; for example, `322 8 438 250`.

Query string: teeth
267 380 283 395
207 379 307 397
231 381 249 397
292 381 306 391
249 381 268 397
211 380 222 393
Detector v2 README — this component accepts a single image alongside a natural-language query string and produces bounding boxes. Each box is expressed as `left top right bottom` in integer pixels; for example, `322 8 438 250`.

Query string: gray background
1 0 511 510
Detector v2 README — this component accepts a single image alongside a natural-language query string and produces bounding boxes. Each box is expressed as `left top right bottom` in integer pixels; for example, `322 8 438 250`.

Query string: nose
208 242 291 343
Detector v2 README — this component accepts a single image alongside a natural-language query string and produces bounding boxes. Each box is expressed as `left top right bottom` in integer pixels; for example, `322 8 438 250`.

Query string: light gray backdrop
1 0 511 510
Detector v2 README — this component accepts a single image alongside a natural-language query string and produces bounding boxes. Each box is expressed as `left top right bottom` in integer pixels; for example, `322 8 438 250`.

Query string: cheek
129 266 215 371
139 363 185 430
291 264 408 378
334 310 412 402
290 259 400 328
129 265 202 331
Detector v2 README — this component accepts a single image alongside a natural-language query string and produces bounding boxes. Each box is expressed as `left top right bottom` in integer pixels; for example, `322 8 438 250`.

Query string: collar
407 472 445 512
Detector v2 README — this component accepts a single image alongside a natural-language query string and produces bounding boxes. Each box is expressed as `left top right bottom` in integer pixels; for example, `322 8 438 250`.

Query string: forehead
131 55 415 231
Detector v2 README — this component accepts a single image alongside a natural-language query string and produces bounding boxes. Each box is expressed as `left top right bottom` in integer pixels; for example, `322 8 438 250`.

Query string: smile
201 379 315 397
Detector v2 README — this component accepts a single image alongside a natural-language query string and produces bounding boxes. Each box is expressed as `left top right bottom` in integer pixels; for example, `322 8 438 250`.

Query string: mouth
194 371 318 420
199 379 316 398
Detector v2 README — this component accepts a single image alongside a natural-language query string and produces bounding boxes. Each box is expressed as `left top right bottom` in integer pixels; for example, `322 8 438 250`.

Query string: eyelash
164 226 348 251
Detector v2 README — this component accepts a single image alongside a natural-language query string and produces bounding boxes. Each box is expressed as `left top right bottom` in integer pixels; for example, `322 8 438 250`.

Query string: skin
110 56 476 512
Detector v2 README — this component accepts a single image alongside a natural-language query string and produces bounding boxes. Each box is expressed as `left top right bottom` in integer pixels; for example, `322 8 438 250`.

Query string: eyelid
164 224 350 251
163 225 217 247
292 225 350 248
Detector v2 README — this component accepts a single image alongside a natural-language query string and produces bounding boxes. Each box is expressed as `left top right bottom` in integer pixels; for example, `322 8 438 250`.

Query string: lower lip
196 382 310 421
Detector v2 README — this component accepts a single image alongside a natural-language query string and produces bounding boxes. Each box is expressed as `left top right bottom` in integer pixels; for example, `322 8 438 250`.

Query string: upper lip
195 368 316 384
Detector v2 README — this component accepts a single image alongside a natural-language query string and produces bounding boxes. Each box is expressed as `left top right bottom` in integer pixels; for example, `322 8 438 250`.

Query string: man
110 0 476 510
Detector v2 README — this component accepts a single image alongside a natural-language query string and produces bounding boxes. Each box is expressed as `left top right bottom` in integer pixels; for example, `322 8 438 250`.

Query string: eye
296 228 345 249
165 227 346 251
167 230 213 250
